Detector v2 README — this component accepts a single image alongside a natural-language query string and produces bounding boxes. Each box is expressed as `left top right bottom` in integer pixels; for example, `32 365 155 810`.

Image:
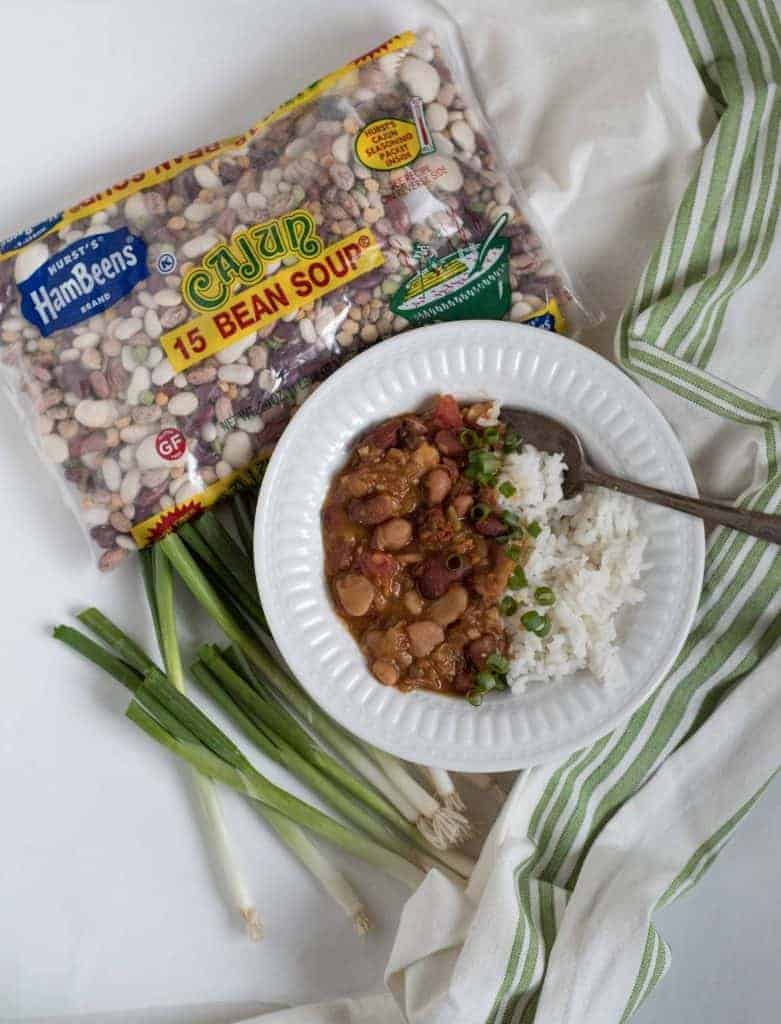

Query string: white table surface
1 2 778 1021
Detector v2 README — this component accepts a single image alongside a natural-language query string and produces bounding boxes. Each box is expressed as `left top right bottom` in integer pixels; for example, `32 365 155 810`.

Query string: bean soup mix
0 29 574 569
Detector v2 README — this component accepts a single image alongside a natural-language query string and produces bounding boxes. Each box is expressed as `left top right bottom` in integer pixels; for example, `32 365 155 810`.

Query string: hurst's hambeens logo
18 229 149 336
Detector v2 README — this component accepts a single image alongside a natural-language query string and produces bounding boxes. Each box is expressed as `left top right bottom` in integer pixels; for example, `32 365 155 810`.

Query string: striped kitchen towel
384 1 781 1022
242 2 780 1023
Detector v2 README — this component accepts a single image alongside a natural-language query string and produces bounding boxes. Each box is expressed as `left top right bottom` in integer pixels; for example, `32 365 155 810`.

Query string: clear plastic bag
0 28 589 569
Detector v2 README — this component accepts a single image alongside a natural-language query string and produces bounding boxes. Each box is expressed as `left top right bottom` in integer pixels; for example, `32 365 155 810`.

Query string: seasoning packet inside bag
0 29 590 570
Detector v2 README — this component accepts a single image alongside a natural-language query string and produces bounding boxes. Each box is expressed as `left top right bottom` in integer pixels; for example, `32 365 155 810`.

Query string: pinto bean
347 492 396 525
428 585 469 626
334 573 375 617
422 467 452 506
373 517 413 551
451 493 474 517
407 620 445 658
410 442 440 474
372 659 399 686
403 589 424 615
434 429 465 457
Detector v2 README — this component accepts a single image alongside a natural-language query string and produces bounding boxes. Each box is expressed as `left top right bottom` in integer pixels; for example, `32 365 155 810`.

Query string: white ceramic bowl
255 322 704 770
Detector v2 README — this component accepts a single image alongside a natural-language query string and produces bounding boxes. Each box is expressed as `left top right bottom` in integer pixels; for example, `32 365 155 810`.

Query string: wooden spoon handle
582 466 781 544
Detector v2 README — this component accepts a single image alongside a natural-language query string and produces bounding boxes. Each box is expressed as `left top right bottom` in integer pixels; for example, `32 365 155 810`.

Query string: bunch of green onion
54 495 475 936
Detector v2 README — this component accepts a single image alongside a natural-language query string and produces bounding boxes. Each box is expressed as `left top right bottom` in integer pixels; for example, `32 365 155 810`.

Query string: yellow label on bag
355 118 422 171
161 226 384 372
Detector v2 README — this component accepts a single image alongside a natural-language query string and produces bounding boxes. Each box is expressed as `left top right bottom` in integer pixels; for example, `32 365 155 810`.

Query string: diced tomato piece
431 395 464 431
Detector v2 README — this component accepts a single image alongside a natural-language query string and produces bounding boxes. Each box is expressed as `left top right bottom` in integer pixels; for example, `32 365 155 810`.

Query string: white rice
497 444 647 690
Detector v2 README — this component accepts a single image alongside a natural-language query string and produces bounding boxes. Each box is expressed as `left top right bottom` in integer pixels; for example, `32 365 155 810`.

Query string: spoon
501 408 781 544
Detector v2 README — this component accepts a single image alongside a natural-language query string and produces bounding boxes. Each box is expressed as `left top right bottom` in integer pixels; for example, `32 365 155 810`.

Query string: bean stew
322 395 531 703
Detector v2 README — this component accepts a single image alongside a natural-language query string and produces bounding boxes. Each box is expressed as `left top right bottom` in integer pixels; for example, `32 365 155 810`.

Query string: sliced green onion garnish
459 429 479 449
527 521 542 538
476 671 497 691
477 451 502 474
486 652 510 676
507 544 524 562
521 610 543 632
536 615 552 637
509 567 528 590
501 509 523 529
498 481 517 498
534 586 555 606
468 449 502 475
466 689 484 707
503 429 522 452
483 426 501 445
500 596 519 617
471 502 492 522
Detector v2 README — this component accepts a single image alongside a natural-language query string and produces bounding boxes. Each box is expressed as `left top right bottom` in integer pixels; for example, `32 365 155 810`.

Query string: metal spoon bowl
502 408 781 544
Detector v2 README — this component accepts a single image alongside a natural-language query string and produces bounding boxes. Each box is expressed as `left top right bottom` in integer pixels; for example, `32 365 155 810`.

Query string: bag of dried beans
0 28 588 569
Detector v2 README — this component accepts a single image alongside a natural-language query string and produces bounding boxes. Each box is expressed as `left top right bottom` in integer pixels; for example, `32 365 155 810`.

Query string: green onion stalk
176 515 472 849
122 689 423 890
140 549 262 942
54 625 423 903
191 648 474 881
63 613 375 934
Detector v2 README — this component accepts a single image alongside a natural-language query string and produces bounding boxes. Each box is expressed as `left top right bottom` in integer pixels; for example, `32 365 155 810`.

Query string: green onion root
195 773 263 941
261 805 371 934
367 747 471 849
425 766 468 813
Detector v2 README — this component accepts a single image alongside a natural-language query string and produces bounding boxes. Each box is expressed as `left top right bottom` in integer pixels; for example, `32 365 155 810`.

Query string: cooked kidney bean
467 635 503 669
417 555 456 599
474 514 508 537
434 430 465 457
